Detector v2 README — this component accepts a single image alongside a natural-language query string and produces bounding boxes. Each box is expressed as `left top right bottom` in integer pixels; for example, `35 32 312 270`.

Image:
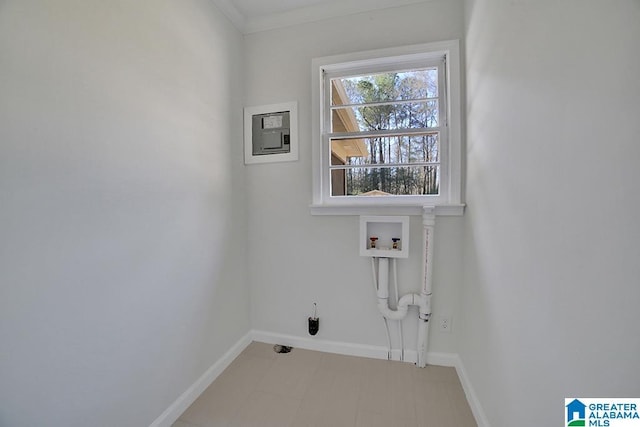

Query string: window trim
311 40 464 216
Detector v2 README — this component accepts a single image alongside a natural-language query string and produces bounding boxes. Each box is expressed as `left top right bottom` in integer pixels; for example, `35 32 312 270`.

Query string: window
311 41 463 215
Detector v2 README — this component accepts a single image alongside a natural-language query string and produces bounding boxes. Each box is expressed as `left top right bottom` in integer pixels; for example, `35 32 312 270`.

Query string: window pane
330 166 440 196
330 134 439 166
331 68 438 106
331 101 438 132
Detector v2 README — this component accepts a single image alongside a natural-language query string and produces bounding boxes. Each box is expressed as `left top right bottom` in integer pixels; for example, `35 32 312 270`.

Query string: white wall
243 1 464 355
0 1 249 426
462 0 640 425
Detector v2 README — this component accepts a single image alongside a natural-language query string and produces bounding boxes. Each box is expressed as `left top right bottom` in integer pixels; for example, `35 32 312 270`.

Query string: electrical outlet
439 316 452 333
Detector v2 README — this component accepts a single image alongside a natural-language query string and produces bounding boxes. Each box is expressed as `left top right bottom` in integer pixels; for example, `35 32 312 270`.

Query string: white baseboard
452 354 491 427
150 330 489 427
149 332 252 427
250 329 458 367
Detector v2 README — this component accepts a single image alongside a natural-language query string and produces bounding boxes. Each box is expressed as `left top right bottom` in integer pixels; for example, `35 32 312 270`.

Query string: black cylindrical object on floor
308 317 319 335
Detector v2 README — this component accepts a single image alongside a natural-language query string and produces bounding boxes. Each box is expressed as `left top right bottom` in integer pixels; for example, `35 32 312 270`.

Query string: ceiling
212 0 429 33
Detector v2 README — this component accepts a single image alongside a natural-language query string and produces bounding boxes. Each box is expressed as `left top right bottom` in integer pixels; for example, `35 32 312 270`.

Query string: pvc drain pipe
416 207 435 368
372 207 435 368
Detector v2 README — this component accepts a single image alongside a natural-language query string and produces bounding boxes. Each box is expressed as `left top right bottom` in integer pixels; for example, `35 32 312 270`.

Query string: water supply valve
392 238 400 250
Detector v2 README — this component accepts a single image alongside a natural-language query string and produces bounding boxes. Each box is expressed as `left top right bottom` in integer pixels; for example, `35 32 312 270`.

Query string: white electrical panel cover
244 101 298 165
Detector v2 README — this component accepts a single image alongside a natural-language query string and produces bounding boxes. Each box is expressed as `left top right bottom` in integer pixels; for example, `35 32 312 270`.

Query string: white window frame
310 40 464 216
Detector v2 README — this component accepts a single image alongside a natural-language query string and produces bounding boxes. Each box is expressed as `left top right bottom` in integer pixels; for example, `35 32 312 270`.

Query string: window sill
309 203 465 216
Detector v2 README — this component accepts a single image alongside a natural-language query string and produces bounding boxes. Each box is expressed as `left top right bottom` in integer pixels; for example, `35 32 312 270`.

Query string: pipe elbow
398 293 416 309
377 298 408 320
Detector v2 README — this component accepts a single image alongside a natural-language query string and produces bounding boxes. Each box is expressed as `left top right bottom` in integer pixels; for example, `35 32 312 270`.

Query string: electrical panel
244 101 298 165
252 111 290 156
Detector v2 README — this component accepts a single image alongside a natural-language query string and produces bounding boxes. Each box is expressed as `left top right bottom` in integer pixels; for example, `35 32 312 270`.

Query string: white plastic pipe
371 258 393 359
377 258 420 320
416 207 436 367
377 257 389 299
378 292 421 320
392 259 404 361
372 207 436 367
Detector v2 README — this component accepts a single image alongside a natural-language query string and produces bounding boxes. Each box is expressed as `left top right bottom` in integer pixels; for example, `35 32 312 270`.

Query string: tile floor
173 342 477 427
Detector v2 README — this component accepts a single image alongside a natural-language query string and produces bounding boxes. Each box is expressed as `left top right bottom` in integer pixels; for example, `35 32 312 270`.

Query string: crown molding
210 0 247 32
212 0 430 34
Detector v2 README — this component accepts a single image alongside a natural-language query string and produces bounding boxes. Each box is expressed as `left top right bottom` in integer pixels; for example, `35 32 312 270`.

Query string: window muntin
325 61 446 198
